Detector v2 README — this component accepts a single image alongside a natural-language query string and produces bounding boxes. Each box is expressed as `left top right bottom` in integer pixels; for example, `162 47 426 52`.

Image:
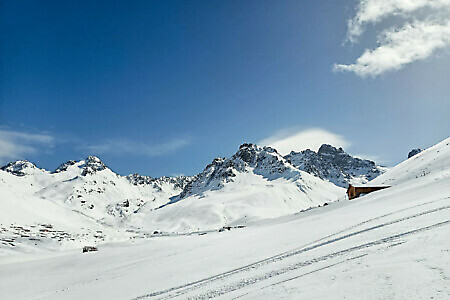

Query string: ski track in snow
133 201 450 299
229 254 370 300
186 221 449 300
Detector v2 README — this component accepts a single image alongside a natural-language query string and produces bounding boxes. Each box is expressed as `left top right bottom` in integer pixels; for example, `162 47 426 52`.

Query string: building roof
348 184 390 188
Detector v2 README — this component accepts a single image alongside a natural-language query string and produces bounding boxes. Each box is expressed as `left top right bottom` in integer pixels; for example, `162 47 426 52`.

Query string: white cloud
335 20 450 77
337 0 450 77
0 129 55 164
81 138 190 157
347 0 450 43
258 128 351 155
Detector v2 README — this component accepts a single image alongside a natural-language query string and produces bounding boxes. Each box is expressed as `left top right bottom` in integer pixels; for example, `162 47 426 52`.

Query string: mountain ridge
1 144 385 190
284 144 386 187
0 143 384 235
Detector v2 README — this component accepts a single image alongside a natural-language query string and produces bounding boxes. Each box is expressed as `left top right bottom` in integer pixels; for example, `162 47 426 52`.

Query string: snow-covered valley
0 138 449 299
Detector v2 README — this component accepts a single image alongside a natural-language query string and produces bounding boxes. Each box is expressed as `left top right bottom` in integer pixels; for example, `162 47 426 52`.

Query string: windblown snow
0 138 449 299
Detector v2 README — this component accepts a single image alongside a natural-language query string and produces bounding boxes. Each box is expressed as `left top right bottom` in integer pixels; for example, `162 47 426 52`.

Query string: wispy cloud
0 128 55 164
336 0 450 77
80 138 191 157
346 0 450 43
335 20 450 77
258 128 351 155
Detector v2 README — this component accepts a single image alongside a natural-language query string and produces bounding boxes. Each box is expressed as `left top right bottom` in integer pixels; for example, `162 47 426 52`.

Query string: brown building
347 184 390 200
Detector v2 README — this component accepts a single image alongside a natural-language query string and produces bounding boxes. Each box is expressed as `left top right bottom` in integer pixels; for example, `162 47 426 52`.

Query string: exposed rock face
408 148 423 159
81 156 108 176
126 174 193 191
0 160 41 176
54 160 77 173
284 144 386 188
235 144 296 178
52 157 107 176
126 173 154 186
178 156 241 199
179 143 305 198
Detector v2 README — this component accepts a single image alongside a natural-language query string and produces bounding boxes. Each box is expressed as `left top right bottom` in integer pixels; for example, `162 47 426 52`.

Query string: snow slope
0 137 449 299
141 170 341 233
0 157 187 225
371 136 450 186
0 157 190 255
0 168 95 228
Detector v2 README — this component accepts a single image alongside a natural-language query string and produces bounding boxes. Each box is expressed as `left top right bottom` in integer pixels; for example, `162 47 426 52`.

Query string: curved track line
133 203 450 299
188 220 450 299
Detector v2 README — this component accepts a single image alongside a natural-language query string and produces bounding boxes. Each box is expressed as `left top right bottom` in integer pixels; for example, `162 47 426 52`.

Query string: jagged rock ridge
0 160 44 176
179 143 304 198
284 144 386 188
126 173 193 191
1 144 386 196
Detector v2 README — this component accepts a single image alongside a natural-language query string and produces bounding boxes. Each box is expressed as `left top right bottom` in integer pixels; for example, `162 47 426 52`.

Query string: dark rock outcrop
408 148 423 159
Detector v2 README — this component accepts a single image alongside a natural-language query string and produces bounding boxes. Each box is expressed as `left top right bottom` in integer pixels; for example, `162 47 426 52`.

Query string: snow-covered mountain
1 137 449 299
141 144 343 232
180 143 318 198
1 160 48 176
1 156 188 222
0 156 194 254
284 144 386 187
0 142 388 252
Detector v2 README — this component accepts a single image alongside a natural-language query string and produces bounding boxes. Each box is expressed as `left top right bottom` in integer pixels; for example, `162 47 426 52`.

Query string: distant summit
52 156 108 176
81 156 108 176
54 160 77 173
179 143 302 199
284 144 386 188
0 160 43 176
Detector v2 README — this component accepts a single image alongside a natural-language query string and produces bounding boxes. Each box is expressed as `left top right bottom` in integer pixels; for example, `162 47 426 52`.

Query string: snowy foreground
1 138 449 299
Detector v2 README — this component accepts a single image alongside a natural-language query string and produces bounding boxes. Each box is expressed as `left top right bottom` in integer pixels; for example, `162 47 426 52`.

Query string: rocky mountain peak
178 143 299 199
285 144 385 188
236 143 258 163
85 155 103 164
53 160 77 173
318 144 345 155
81 156 108 176
1 160 40 176
235 143 280 164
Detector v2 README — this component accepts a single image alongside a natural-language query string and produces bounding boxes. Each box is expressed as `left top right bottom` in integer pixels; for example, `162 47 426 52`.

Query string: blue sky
1 0 449 176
